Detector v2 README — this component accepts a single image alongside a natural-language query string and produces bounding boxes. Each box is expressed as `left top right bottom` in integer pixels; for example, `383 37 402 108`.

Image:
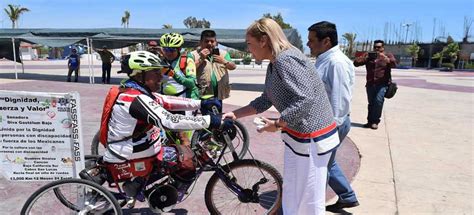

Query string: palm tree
433 41 460 70
4 4 30 29
444 42 460 64
432 52 444 68
162 24 173 29
121 10 130 28
121 17 126 28
342 33 356 58
406 43 420 67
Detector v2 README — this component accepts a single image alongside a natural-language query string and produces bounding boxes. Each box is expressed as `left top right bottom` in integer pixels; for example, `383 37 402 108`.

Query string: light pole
428 18 436 69
402 23 413 44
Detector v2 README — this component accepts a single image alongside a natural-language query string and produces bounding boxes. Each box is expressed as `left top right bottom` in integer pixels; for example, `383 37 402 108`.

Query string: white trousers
282 139 331 215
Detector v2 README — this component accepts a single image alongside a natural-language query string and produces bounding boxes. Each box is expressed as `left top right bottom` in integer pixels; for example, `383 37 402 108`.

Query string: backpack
99 86 122 146
179 52 188 73
100 86 156 148
100 86 145 146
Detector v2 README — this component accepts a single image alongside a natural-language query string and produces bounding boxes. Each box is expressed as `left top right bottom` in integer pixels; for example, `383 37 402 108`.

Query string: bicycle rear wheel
91 130 101 155
192 120 249 161
204 159 282 214
21 178 122 215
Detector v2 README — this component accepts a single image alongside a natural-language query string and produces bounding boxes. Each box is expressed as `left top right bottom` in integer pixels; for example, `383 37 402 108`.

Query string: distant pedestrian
307 21 359 212
66 48 80 82
147 40 163 58
96 45 115 84
354 40 397 129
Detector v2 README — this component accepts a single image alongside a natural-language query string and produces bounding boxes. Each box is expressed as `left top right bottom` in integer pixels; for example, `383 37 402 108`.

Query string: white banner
0 90 85 181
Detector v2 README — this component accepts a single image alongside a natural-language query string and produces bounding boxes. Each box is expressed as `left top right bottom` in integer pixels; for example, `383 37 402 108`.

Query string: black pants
102 63 112 84
67 67 79 82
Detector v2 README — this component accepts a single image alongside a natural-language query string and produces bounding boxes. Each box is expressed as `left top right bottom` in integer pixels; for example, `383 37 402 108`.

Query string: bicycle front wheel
21 178 122 215
204 159 282 214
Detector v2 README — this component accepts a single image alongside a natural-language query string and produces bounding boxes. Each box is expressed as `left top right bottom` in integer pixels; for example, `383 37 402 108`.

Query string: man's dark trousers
102 63 112 84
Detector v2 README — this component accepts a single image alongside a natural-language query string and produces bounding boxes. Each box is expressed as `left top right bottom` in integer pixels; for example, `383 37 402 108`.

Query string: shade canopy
0 28 300 51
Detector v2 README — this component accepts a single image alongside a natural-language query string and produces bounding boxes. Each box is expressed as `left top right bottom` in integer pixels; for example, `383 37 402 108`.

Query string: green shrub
465 63 474 69
233 60 241 65
242 55 252 65
441 63 455 69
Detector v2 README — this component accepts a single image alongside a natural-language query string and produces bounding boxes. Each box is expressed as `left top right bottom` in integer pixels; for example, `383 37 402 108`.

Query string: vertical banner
0 90 85 181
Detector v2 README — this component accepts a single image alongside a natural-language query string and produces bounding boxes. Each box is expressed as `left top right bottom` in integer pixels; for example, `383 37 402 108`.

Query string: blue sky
1 0 473 52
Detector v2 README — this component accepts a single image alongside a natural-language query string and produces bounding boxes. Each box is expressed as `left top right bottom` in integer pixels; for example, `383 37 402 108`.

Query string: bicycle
22 124 282 214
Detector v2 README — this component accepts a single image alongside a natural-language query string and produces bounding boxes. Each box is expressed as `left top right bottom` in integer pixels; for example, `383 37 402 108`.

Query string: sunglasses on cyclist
374 46 383 49
163 47 178 53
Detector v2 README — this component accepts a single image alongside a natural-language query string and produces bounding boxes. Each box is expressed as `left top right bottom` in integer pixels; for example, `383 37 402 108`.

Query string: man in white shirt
307 21 359 212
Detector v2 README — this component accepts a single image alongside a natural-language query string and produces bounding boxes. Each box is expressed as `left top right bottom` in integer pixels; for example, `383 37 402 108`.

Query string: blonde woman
223 18 340 214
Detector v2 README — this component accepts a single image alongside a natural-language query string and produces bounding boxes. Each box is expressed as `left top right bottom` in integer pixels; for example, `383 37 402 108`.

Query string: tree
121 17 126 28
121 10 130 28
433 40 460 69
227 49 246 59
405 43 420 67
183 16 210 28
263 13 292 29
162 24 173 29
432 51 444 68
261 13 303 51
444 42 460 64
342 33 357 58
446 35 454 44
4 4 30 29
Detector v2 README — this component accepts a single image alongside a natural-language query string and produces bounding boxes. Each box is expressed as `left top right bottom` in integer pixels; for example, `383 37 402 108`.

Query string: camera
211 48 220 56
367 52 378 60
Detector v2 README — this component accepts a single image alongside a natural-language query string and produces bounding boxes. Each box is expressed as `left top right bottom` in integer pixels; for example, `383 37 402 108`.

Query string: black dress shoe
326 201 360 212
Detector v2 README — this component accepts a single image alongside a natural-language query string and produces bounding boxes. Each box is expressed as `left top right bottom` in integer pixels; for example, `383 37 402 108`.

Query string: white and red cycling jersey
104 86 211 163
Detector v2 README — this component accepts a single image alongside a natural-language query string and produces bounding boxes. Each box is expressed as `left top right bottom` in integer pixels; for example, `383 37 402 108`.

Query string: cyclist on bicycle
159 33 200 146
103 51 231 164
160 32 199 100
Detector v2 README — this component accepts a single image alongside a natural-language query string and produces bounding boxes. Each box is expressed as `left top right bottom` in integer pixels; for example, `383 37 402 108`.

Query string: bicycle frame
102 130 249 206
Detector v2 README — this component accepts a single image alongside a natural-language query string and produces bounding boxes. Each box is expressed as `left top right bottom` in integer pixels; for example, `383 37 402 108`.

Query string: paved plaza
0 60 473 214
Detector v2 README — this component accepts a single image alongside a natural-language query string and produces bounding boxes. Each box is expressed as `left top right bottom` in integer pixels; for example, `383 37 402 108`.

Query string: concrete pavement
1 60 473 214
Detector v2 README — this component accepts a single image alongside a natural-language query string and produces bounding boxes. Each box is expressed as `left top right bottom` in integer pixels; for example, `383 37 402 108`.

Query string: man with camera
191 30 236 112
354 40 397 129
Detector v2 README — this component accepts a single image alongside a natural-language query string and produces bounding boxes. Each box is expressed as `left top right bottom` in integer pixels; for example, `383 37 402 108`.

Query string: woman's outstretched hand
222 112 237 120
